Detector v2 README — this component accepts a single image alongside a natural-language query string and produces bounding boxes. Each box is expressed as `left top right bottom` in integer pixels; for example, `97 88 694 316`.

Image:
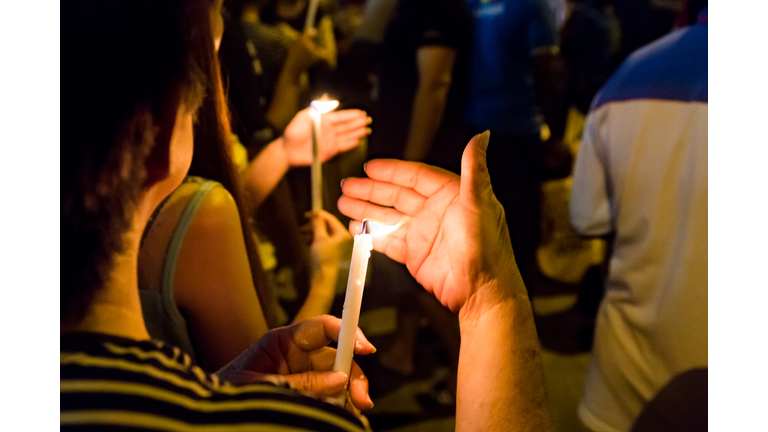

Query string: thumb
282 371 348 397
460 130 494 209
322 212 348 238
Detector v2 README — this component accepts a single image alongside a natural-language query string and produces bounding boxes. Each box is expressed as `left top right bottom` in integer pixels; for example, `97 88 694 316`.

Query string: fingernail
363 162 368 173
371 345 377 354
355 340 362 353
366 116 372 125
331 372 349 389
340 178 346 189
480 130 491 151
366 127 372 135
367 395 374 409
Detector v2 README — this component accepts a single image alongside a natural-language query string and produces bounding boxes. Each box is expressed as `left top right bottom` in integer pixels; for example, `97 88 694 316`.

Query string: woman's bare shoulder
138 181 222 290
185 183 241 234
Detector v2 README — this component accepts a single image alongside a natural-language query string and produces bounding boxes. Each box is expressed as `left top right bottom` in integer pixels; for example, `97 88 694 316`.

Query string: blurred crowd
61 0 708 430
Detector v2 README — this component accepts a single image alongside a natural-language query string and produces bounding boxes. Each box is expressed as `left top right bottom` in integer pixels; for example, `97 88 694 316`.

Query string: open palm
337 132 520 313
283 108 370 166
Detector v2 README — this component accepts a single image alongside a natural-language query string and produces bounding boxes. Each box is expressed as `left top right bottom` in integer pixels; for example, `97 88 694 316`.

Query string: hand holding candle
216 315 376 411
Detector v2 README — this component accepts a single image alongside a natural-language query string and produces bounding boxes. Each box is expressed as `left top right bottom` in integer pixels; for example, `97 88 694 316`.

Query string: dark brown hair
187 48 279 329
61 0 209 325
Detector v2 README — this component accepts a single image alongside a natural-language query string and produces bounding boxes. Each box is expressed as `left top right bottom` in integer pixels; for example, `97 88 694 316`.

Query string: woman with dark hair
61 1 376 428
138 0 369 372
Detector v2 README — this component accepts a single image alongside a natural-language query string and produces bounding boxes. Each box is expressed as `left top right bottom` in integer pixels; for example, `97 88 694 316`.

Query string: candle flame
361 217 411 236
310 96 339 114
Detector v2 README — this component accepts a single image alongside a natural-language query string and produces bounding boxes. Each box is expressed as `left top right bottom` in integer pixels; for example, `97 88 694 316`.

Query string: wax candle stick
309 108 322 212
308 97 339 213
304 0 320 32
331 217 411 406
330 231 372 406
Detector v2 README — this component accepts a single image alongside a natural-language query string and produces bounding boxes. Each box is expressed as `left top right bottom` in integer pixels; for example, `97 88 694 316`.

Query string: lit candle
331 217 410 406
309 97 339 212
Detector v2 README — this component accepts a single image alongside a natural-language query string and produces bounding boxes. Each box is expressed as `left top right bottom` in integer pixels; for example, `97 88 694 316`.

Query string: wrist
458 269 529 329
272 135 290 171
311 263 340 288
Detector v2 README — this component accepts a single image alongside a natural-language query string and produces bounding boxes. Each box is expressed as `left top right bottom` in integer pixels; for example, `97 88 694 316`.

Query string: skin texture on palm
283 108 370 165
338 131 518 314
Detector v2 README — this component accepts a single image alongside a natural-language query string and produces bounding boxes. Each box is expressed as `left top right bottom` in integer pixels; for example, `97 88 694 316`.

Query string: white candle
331 232 373 405
331 217 411 406
308 98 339 213
309 108 322 212
304 0 320 32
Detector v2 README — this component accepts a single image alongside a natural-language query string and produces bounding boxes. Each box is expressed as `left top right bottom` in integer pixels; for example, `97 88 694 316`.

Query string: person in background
218 0 355 327
462 0 569 292
219 1 324 156
609 0 681 70
560 0 612 116
138 0 369 371
368 0 471 173
569 5 707 431
258 0 339 100
528 0 613 353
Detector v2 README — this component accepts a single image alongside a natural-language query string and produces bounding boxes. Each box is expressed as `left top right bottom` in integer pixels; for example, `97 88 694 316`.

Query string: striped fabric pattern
61 333 367 431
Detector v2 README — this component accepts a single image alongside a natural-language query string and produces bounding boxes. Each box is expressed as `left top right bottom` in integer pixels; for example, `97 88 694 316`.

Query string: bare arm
403 46 457 161
315 16 337 70
174 186 269 371
242 136 290 210
292 267 338 324
457 280 551 431
265 33 320 131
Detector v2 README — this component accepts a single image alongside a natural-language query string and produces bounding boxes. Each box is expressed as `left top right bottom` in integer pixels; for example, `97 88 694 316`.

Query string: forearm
317 17 337 69
403 83 450 161
292 266 339 323
266 66 304 131
456 278 553 432
243 137 289 210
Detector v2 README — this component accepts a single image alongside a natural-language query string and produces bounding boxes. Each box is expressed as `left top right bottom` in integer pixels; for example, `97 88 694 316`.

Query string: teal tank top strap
160 179 220 309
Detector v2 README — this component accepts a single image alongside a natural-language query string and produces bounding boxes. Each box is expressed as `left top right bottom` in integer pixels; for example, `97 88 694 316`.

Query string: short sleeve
416 0 468 49
526 0 558 54
569 109 613 236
